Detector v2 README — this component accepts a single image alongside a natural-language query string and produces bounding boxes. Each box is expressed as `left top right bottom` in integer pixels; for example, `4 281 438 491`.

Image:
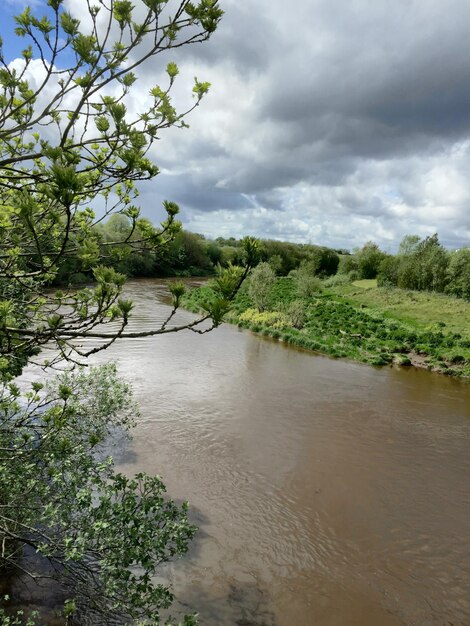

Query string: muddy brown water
6 279 470 625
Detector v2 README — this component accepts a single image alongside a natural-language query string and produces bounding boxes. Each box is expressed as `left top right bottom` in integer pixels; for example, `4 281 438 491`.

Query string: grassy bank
183 277 470 378
329 279 470 334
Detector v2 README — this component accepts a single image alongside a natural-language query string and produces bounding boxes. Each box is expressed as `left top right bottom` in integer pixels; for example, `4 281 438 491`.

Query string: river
7 278 470 625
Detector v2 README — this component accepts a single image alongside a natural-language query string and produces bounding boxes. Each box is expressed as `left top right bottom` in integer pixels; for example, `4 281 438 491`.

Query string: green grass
352 279 377 289
328 284 470 335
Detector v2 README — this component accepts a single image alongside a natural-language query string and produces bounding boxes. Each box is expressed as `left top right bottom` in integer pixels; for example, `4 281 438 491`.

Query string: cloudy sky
5 0 470 251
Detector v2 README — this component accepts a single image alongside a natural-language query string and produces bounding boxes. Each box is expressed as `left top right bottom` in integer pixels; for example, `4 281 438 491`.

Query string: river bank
183 277 470 378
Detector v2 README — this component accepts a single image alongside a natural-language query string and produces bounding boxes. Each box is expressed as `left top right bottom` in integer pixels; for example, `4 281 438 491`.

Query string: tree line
377 235 470 299
334 235 469 300
58 220 470 301
54 216 342 283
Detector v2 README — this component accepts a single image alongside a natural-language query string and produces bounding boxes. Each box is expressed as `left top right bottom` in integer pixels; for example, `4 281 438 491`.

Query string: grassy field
184 277 470 378
352 279 378 289
330 281 470 335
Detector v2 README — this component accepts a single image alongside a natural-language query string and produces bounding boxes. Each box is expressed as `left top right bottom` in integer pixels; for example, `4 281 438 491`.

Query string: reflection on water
9 279 470 625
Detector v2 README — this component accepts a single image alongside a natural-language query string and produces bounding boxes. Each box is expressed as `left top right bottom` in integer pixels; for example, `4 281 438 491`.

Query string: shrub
294 262 323 298
323 274 352 287
394 354 412 366
247 262 276 311
238 308 290 329
285 300 307 329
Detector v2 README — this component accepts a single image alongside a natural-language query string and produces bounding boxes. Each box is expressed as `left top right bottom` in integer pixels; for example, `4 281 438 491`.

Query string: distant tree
268 253 284 274
248 262 276 311
377 255 399 287
381 234 450 293
103 213 134 239
446 248 470 299
398 234 421 256
220 245 244 266
355 241 386 279
258 240 339 276
206 240 223 266
293 260 323 297
338 254 359 276
414 234 449 292
259 240 298 274
307 246 339 277
176 231 213 272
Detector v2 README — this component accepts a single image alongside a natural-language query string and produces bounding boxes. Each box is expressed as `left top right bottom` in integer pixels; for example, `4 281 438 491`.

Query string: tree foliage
377 234 451 293
247 262 276 312
0 1 259 623
290 260 323 298
258 240 338 276
337 242 385 280
354 241 386 279
446 247 470 300
1 365 199 624
0 0 233 377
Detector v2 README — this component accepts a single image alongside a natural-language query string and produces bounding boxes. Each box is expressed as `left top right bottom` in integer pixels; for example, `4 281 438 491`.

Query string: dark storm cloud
138 173 249 221
248 0 470 184
126 0 470 248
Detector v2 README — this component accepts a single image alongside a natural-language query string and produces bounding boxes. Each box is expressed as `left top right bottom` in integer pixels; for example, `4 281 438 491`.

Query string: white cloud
9 0 470 250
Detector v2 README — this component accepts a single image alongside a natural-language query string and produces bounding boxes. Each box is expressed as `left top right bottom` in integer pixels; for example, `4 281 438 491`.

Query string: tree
267 253 283 275
354 241 386 279
377 254 399 287
306 246 339 277
378 234 455 294
292 260 322 298
247 262 276 311
446 247 470 300
337 253 359 277
0 0 232 374
0 2 258 623
396 234 449 292
398 234 421 256
414 234 449 292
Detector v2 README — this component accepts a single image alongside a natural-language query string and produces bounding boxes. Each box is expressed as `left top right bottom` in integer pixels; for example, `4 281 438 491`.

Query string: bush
394 354 412 366
247 262 276 311
294 261 323 297
323 274 352 288
238 308 290 329
285 300 307 329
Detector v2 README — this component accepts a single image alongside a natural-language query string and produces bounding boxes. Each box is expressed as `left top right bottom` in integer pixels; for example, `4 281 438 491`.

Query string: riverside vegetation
183 270 470 378
56 221 470 377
